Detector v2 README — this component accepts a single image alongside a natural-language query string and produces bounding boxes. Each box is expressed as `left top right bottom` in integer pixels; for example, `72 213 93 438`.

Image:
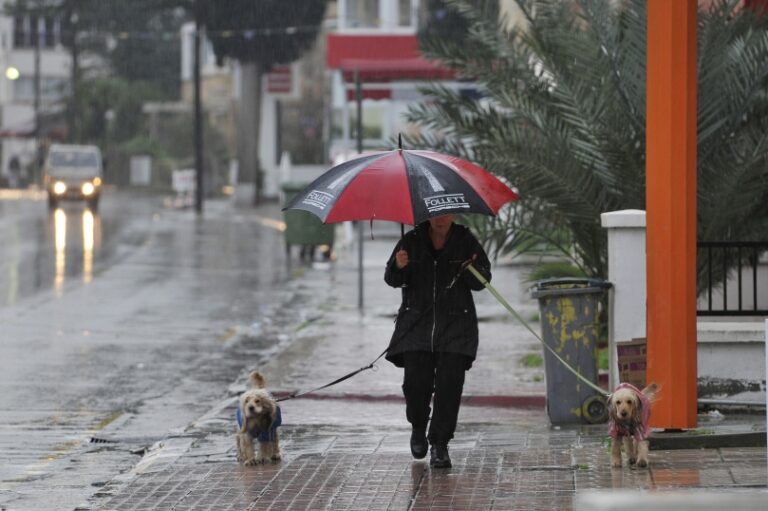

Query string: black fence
697 241 768 316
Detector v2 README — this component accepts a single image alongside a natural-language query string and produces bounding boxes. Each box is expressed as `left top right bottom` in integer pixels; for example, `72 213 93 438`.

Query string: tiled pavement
98 408 768 511
96 220 768 510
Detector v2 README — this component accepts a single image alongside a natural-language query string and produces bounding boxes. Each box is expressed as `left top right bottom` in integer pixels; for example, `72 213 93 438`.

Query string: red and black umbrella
283 145 518 225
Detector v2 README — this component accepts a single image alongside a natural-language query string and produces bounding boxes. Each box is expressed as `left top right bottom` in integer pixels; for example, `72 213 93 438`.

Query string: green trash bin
281 182 335 260
531 278 612 425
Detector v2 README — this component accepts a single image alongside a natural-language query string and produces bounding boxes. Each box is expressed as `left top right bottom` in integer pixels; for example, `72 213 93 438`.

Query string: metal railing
697 241 768 316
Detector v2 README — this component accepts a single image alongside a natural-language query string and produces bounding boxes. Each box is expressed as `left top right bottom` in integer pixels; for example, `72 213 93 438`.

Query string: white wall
601 210 647 389
603 209 767 403
0 7 72 180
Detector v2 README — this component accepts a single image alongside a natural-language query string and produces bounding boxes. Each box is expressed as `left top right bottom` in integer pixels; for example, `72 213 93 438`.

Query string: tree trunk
237 61 263 205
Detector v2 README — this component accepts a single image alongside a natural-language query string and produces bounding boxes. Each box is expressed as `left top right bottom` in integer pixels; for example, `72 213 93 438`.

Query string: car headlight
53 181 67 195
81 182 95 196
93 177 102 186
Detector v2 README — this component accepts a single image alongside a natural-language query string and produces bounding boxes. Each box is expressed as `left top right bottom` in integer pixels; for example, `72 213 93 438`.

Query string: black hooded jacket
383 222 491 368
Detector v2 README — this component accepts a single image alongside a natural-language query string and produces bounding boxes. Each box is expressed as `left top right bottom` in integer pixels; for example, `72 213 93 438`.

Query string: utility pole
355 69 363 312
69 11 80 143
193 0 204 214
33 12 42 184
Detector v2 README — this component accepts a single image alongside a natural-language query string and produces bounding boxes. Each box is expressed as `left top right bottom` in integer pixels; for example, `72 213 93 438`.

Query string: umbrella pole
401 223 404 238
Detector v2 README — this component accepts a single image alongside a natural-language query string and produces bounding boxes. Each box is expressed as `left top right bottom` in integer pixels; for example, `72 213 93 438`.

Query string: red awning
0 114 68 140
328 33 455 96
327 33 421 67
345 88 392 101
339 58 455 83
0 120 35 138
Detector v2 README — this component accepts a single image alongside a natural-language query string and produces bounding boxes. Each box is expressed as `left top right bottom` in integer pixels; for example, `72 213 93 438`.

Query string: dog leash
275 351 386 402
275 257 465 402
275 304 435 402
465 264 609 397
276 262 609 402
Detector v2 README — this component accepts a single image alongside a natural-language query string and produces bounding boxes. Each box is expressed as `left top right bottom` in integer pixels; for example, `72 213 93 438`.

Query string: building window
13 15 29 47
398 0 414 27
345 0 379 28
13 76 69 103
12 14 61 48
340 0 418 31
43 17 57 47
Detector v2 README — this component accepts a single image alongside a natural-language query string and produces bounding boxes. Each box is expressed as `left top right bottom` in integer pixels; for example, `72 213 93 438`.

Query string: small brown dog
236 371 282 466
608 382 657 468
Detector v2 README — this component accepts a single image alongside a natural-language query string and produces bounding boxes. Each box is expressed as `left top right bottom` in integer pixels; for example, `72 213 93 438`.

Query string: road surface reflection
52 207 100 296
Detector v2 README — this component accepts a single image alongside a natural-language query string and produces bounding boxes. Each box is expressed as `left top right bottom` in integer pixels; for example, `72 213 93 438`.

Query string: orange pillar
646 0 698 429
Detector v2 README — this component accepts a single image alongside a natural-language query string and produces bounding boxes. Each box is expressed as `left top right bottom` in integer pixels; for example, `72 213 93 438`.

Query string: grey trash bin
531 278 612 425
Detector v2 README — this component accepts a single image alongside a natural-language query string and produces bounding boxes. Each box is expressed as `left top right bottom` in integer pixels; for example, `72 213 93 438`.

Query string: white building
327 0 432 161
326 0 523 162
0 2 71 186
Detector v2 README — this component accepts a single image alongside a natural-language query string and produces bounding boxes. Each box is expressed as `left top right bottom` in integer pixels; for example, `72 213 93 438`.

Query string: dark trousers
402 351 469 446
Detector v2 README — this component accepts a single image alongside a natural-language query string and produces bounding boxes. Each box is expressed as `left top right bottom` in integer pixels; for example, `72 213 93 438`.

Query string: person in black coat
384 214 491 468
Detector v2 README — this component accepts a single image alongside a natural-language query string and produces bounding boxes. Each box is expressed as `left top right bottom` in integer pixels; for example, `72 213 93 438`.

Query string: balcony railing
697 241 768 316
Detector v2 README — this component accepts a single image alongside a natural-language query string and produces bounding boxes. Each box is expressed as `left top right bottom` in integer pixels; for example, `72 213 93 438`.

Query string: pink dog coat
608 383 651 442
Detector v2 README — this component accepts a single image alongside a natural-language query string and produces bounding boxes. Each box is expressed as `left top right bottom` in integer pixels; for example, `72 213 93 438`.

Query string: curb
650 431 767 450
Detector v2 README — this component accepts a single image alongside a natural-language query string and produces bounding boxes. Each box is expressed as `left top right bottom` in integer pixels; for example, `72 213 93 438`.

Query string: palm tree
405 0 768 283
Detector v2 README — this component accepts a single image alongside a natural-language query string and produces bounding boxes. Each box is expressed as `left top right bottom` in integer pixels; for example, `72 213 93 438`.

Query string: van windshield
51 151 99 168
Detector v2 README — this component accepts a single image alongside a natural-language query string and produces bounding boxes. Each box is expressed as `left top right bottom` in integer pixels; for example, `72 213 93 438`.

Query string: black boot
410 427 428 459
429 444 451 468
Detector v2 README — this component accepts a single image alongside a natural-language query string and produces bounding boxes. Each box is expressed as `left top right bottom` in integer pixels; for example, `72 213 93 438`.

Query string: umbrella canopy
283 149 518 225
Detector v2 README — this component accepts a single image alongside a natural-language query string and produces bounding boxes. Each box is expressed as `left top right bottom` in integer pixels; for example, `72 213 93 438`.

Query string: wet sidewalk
96 402 768 510
96 212 768 511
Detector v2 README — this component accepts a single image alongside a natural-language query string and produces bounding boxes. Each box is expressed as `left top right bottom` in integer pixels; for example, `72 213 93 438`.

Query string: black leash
276 348 388 402
274 256 474 402
275 303 435 402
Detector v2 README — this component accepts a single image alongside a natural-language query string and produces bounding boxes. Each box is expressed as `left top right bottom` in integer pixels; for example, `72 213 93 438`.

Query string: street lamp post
34 15 42 184
69 12 80 143
193 0 204 214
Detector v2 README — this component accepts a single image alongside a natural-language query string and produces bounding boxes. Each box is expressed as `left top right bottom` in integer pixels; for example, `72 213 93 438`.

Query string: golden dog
236 371 282 466
608 383 657 468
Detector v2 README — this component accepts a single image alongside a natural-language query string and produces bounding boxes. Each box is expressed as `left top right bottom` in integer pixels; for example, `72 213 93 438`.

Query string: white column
380 0 396 28
260 89 278 198
601 210 647 389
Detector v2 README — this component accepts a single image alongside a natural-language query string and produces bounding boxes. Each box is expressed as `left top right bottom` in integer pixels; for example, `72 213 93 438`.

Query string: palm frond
409 0 768 281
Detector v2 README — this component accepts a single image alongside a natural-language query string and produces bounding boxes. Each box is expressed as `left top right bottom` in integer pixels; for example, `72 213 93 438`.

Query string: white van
43 144 103 210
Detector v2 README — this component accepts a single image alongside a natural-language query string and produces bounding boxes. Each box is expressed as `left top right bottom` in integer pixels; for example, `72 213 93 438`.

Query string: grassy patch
521 353 544 368
526 262 587 283
598 347 608 371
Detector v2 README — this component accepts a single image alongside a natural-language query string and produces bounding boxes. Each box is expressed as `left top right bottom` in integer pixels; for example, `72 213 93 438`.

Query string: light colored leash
278 262 609 402
466 264 609 397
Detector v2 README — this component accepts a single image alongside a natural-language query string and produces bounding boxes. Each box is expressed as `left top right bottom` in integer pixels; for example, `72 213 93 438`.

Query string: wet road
0 189 142 305
0 190 295 510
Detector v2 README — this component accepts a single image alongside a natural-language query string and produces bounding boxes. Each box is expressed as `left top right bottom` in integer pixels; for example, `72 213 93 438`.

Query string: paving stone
95 232 768 511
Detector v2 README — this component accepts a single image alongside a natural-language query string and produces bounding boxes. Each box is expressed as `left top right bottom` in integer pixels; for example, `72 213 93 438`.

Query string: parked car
43 144 103 210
